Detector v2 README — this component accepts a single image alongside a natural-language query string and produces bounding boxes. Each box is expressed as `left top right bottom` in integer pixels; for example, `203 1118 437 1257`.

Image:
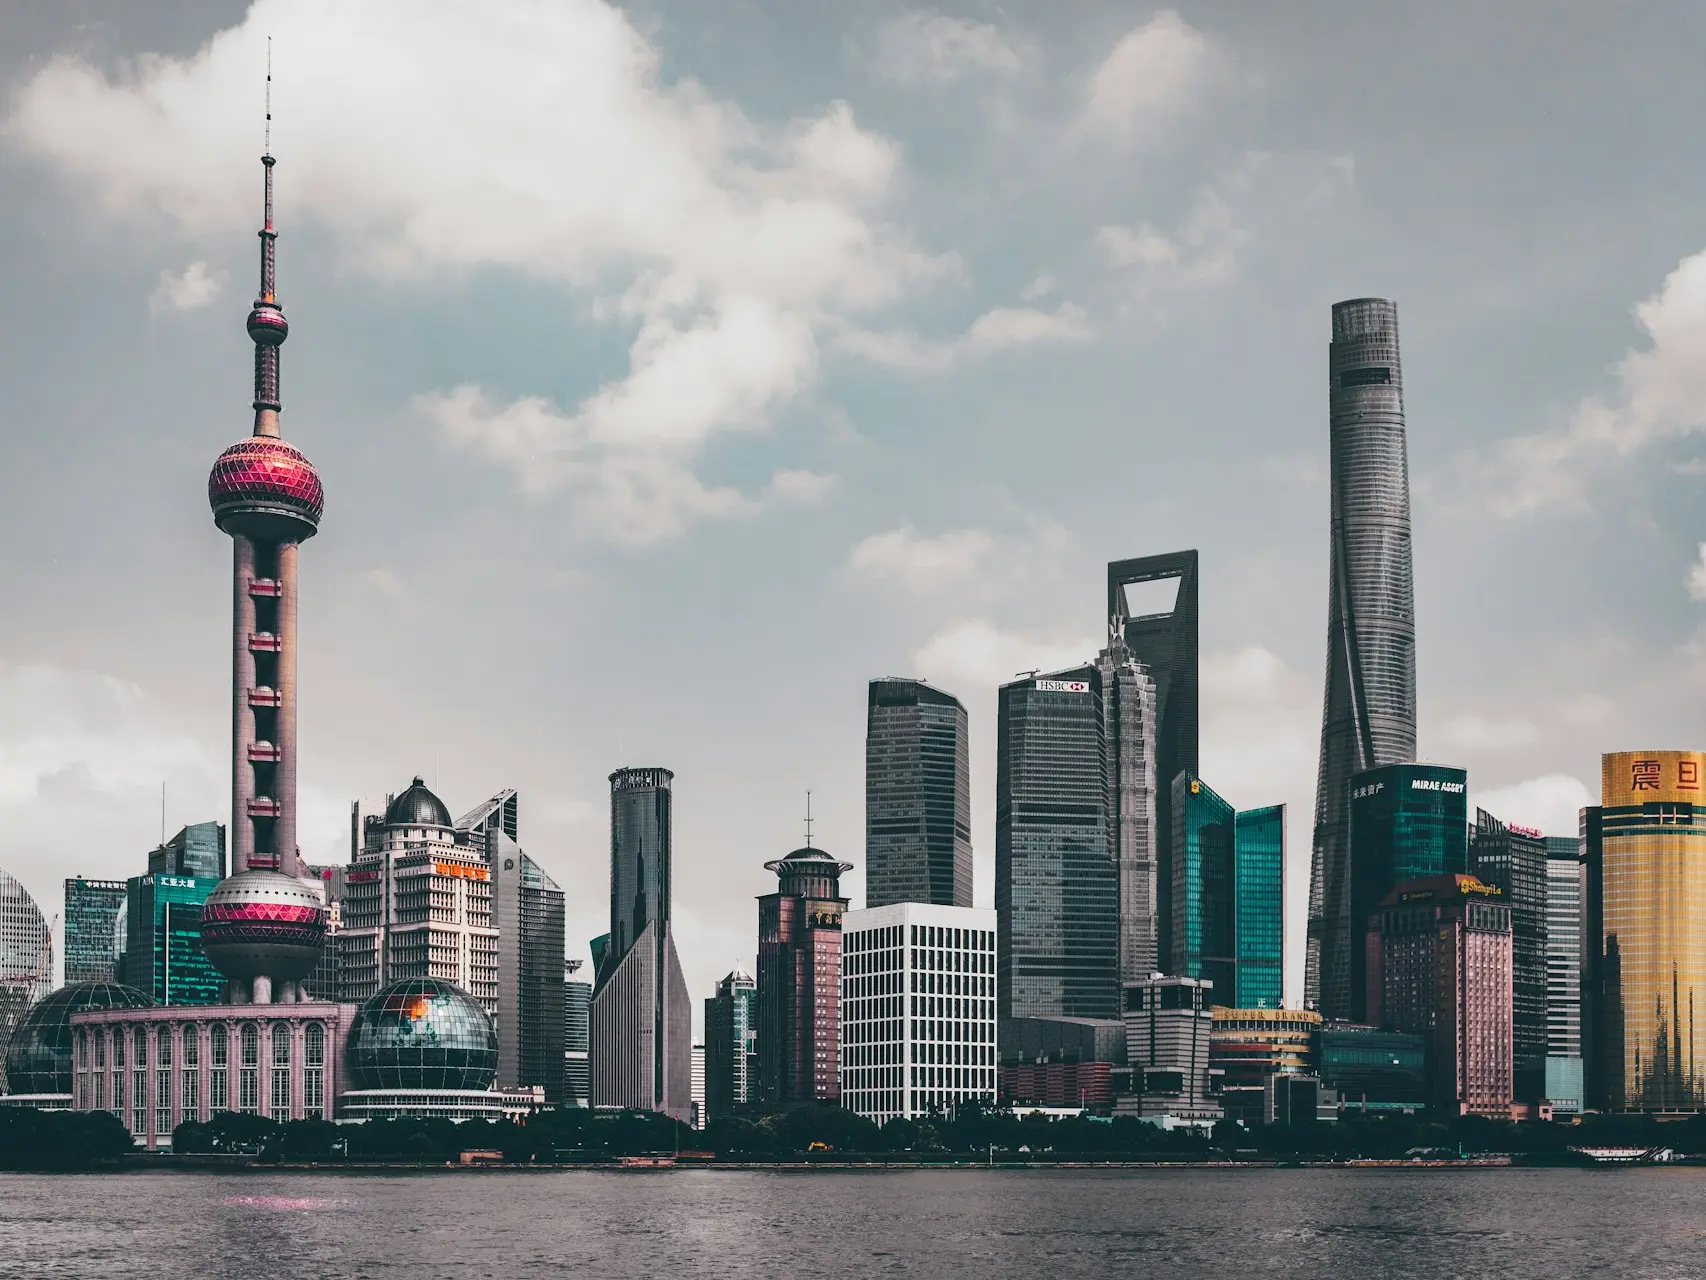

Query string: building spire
247 38 288 435
804 790 813 847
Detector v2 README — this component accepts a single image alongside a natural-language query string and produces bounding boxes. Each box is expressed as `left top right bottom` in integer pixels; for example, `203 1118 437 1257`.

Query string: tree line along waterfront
7 1103 1706 1171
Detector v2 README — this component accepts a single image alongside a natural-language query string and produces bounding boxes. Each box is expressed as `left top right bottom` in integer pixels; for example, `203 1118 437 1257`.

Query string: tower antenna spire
804 790 813 847
264 36 272 156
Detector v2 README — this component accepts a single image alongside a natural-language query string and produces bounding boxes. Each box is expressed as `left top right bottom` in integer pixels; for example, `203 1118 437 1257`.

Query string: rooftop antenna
804 790 813 847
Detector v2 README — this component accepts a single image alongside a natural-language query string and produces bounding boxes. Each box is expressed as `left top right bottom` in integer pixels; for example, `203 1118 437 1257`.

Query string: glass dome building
341 978 503 1120
3 982 156 1101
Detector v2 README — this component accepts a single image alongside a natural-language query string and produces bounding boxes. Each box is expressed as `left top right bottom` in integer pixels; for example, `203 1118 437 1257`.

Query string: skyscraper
1169 779 1284 1009
1097 635 1161 985
1471 810 1548 1100
1584 751 1706 1112
1306 298 1418 1019
1107 552 1198 967
865 678 972 908
124 870 223 1006
563 959 591 1107
63 879 127 984
150 822 227 881
1544 835 1584 1113
703 969 756 1123
591 768 691 1121
0 867 51 1092
458 791 566 1103
197 139 331 1006
757 844 851 1107
996 666 1118 1022
1343 762 1466 1022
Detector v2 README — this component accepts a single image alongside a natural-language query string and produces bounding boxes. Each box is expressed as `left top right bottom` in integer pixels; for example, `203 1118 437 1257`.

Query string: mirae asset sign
1035 679 1090 693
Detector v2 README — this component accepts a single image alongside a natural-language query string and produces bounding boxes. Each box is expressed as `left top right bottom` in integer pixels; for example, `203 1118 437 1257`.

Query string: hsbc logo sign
1035 679 1090 693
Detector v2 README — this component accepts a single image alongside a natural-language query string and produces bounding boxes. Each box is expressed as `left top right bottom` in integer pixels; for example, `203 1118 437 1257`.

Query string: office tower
1367 873 1512 1117
338 779 499 1012
301 864 344 1001
1209 1006 1320 1122
1117 974 1221 1121
1584 751 1706 1112
996 666 1118 1022
1169 778 1285 1010
690 1044 705 1129
197 139 330 1005
1306 298 1419 1019
64 137 355 1150
1472 810 1548 1100
1342 762 1468 1021
1233 805 1285 1009
839 903 997 1123
0 867 52 1092
458 790 566 1103
564 959 591 1107
149 822 227 881
124 870 224 1006
704 969 756 1123
1097 636 1160 984
1107 551 1198 967
757 843 852 1107
591 768 691 1121
865 679 972 909
1543 835 1584 1112
63 879 127 984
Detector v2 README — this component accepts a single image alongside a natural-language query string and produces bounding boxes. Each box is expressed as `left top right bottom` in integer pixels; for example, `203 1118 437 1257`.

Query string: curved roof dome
384 777 453 829
765 845 855 876
346 977 496 1092
4 981 156 1095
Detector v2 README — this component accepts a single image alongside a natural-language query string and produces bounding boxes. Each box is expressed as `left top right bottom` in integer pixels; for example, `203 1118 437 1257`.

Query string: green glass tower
1346 762 1468 1022
1171 779 1285 1008
124 873 223 1006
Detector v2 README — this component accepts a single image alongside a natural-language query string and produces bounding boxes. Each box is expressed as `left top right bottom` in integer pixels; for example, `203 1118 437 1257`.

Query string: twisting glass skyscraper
1306 297 1418 1018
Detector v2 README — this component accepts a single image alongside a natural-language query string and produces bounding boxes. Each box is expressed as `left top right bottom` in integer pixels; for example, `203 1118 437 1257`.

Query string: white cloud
1471 774 1593 838
765 468 836 505
1472 249 1706 515
1688 544 1706 602
1081 10 1208 141
847 526 995 594
870 10 1023 85
840 302 1091 373
912 620 1096 695
148 260 225 314
9 0 948 542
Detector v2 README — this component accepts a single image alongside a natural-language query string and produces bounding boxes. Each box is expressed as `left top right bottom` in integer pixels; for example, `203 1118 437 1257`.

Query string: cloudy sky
3 1 1705 1008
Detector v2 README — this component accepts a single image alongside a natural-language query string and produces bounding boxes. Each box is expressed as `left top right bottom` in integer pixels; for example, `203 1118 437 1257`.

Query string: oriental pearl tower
197 126 329 1005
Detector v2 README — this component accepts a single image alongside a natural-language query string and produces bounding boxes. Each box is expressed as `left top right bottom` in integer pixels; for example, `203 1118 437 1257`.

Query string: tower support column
276 540 300 877
232 535 258 875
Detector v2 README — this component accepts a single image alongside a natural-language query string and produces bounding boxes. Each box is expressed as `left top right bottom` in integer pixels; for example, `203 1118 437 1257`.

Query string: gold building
1589 750 1706 1111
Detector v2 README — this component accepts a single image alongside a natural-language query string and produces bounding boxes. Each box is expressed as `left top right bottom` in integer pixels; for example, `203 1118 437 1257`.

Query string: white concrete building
839 903 997 1125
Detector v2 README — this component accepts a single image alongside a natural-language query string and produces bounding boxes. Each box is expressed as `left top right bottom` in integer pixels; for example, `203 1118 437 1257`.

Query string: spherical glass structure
346 978 497 1091
198 870 327 986
4 981 155 1095
208 436 323 540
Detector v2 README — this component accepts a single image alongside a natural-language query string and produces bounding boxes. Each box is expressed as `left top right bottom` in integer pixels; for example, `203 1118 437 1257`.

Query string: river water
2 1167 1704 1278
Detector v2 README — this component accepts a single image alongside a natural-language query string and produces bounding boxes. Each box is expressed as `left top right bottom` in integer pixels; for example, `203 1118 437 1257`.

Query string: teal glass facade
1346 762 1468 1021
1234 805 1285 1009
124 873 223 1006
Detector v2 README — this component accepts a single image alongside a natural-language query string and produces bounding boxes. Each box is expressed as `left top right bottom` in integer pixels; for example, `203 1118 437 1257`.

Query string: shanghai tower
1305 298 1417 1019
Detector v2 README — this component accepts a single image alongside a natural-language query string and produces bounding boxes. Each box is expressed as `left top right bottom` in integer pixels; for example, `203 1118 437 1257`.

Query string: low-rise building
1116 974 1221 1122
1209 1006 1321 1122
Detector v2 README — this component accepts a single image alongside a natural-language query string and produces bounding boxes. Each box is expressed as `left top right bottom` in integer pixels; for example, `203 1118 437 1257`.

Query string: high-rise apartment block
1118 974 1221 1122
1097 635 1161 985
1584 751 1706 1112
1107 552 1198 968
1471 810 1548 1101
1368 873 1512 1117
338 779 499 1012
1308 298 1419 1020
996 666 1118 1022
1543 835 1584 1113
865 679 972 909
840 903 997 1124
1342 762 1467 1022
1169 777 1284 1010
757 845 851 1107
703 969 756 1123
591 768 691 1122
63 878 127 984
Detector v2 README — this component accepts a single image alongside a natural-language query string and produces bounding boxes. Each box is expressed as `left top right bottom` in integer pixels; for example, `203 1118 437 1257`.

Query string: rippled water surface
3 1167 1705 1278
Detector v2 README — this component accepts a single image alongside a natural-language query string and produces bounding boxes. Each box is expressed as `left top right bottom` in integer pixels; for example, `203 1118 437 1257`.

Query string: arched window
157 1026 173 1066
238 1024 260 1114
304 1023 325 1067
241 1024 259 1067
209 1025 229 1112
272 1022 291 1067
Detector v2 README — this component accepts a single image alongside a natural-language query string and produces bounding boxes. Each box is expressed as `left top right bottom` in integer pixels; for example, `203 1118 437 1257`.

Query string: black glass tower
865 678 972 908
1307 298 1418 1018
1473 808 1549 1100
996 665 1118 1021
1107 551 1198 968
